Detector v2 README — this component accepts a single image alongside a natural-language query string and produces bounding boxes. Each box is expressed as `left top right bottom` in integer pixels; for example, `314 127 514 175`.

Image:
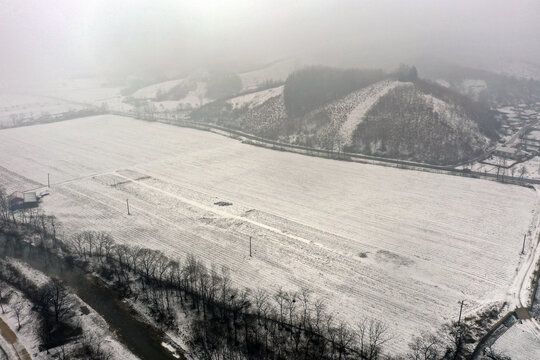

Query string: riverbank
0 230 182 360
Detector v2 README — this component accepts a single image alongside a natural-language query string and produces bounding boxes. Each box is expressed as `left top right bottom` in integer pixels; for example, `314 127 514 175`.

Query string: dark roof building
9 191 38 210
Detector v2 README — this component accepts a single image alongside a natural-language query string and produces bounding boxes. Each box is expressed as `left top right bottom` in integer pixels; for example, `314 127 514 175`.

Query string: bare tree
0 187 10 222
42 278 71 323
71 232 96 260
357 317 392 360
519 165 527 181
440 322 471 360
12 295 25 330
408 332 443 360
95 232 114 262
335 321 355 360
284 290 297 326
0 283 7 314
274 287 287 324
501 158 508 181
510 166 516 178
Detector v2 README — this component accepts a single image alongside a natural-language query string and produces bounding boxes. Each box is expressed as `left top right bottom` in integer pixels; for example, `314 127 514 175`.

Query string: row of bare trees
57 227 393 359
56 226 391 359
61 229 486 360
0 188 61 247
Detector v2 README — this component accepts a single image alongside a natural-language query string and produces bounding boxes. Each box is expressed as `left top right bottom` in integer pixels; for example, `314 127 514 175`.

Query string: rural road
0 317 31 360
512 184 540 338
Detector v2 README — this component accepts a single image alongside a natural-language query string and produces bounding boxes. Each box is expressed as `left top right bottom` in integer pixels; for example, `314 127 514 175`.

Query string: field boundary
471 237 540 358
111 111 540 186
470 311 517 359
529 258 540 308
4 110 538 186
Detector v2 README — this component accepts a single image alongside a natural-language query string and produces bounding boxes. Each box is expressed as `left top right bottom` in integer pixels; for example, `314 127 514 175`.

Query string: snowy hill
132 79 184 99
238 59 298 91
123 60 297 114
280 79 494 164
191 71 497 165
191 85 287 138
347 83 492 164
123 69 247 115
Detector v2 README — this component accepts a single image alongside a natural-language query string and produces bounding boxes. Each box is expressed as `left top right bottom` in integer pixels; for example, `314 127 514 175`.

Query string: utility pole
457 300 465 326
249 236 252 257
126 199 131 215
522 234 527 255
47 173 50 188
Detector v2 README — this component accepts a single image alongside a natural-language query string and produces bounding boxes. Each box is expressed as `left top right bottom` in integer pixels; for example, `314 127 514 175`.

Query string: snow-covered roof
495 146 519 154
23 192 37 203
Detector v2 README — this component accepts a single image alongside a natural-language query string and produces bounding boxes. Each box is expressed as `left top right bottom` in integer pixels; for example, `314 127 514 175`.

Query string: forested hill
191 66 498 165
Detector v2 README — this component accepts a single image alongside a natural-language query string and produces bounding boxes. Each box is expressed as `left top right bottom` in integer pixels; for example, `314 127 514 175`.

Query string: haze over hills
417 59 540 105
2 2 540 359
5 56 538 165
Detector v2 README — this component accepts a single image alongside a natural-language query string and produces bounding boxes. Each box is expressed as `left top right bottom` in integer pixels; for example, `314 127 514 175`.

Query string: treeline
206 72 243 100
283 66 387 118
65 231 393 360
414 79 499 140
350 84 491 164
0 187 509 360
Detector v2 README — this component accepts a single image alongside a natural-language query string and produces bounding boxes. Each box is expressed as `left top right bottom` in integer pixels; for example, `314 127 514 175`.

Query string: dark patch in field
214 201 233 206
375 250 414 266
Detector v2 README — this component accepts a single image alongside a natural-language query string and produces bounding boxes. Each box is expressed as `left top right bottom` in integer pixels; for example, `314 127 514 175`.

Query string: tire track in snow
117 172 508 288
124 169 507 289
56 175 440 327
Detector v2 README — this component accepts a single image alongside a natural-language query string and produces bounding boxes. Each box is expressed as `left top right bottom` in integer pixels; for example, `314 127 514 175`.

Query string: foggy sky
1 0 539 88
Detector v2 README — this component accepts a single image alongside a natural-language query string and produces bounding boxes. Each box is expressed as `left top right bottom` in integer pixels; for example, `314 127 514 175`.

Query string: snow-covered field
31 77 123 106
0 115 538 354
0 93 85 127
492 321 540 359
0 77 130 128
467 155 540 181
